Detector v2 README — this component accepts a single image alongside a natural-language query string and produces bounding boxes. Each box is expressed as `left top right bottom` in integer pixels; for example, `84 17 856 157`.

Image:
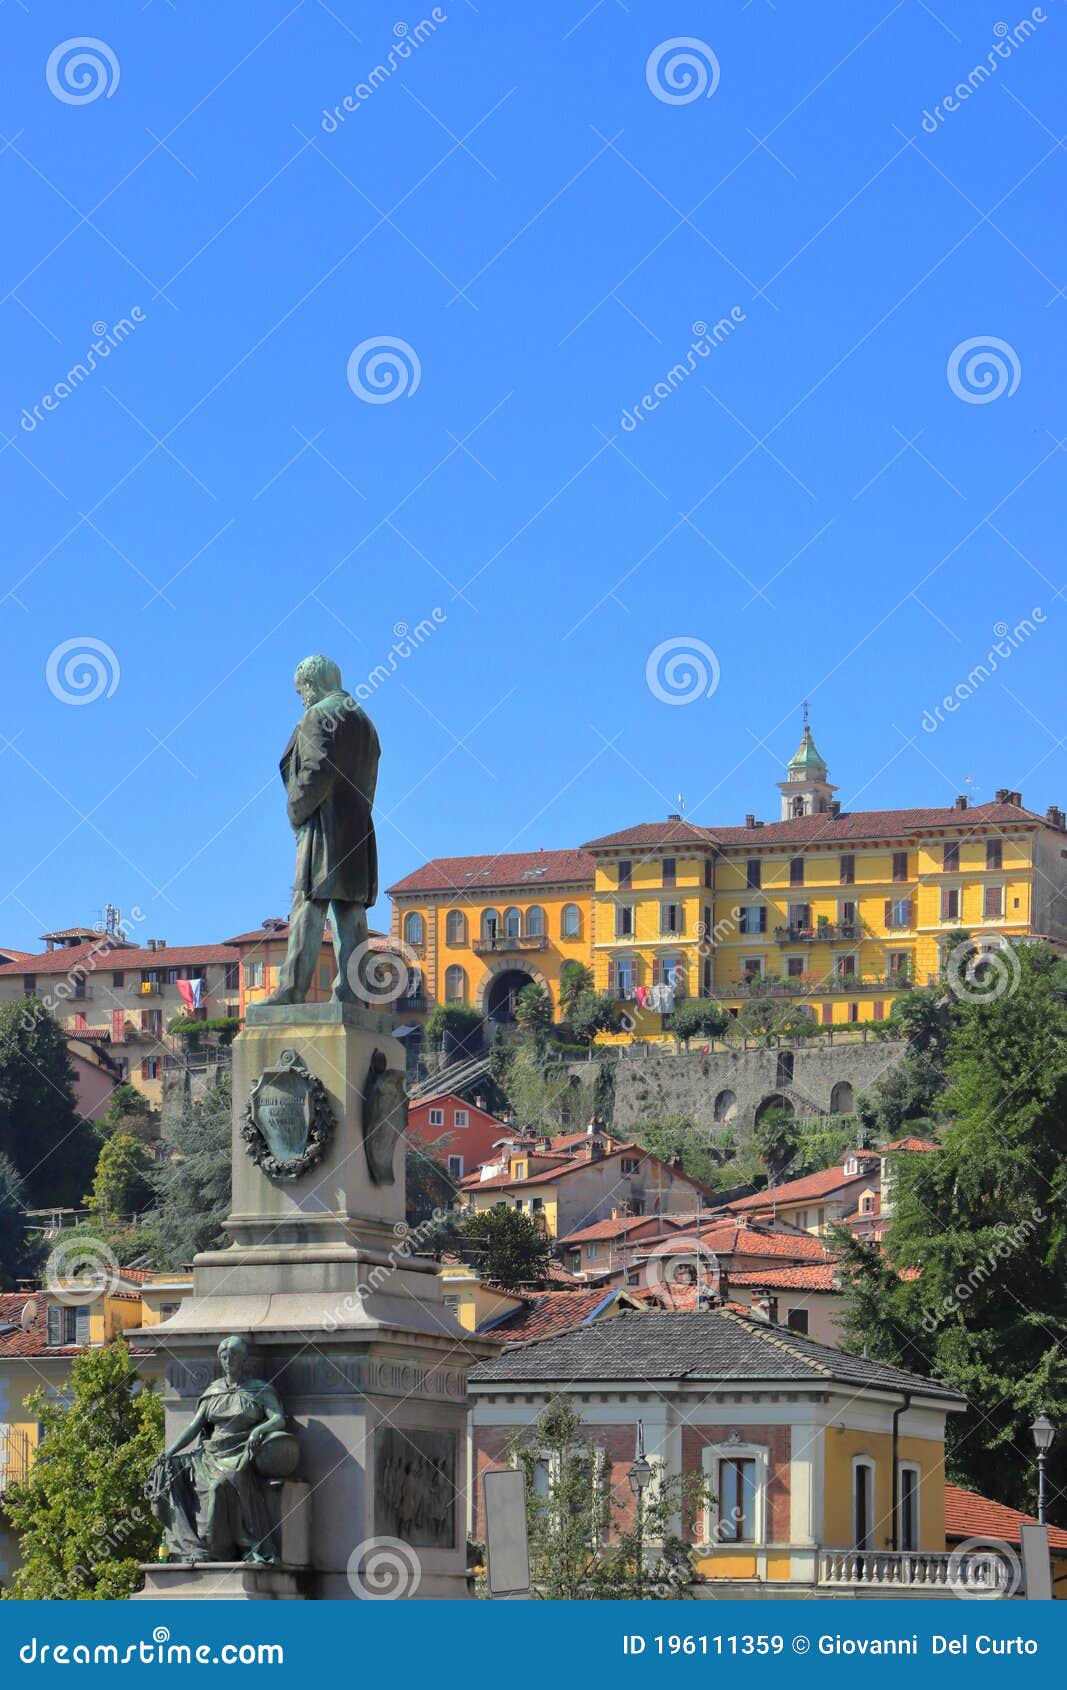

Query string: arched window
403 911 424 948
713 1089 737 1123
481 908 499 941
503 907 522 939
445 910 467 947
830 1080 854 1115
526 905 545 938
561 903 581 940
444 965 467 1004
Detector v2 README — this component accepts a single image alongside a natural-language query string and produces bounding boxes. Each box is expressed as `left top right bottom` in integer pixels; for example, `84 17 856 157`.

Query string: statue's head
294 654 343 707
217 1335 250 1382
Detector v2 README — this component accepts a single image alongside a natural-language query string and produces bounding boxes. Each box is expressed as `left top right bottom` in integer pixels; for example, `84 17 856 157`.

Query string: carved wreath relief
242 1048 334 1182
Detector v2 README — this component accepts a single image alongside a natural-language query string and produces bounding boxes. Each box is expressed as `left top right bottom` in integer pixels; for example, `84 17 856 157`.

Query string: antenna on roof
677 793 685 813
802 699 810 729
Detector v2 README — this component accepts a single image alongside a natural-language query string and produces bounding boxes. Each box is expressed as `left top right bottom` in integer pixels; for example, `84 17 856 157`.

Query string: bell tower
778 709 837 820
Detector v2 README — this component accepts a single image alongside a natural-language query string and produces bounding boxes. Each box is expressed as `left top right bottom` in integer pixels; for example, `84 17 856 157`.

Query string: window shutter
906 900 913 926
652 959 661 986
75 1306 90 1346
884 899 893 928
758 906 767 934
46 1305 61 1346
606 960 615 992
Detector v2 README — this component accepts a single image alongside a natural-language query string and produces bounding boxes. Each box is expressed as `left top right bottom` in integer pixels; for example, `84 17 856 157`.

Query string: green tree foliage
751 1106 800 1182
0 1153 39 1289
0 1001 99 1208
669 999 729 1049
150 1075 232 1268
730 997 819 1040
457 1207 552 1290
496 1046 598 1136
630 1116 719 1190
514 983 554 1036
424 1004 483 1058
84 1133 154 1222
838 943 1067 1516
99 1083 156 1145
570 989 622 1045
512 1397 711 1599
2 1340 164 1599
558 961 595 1021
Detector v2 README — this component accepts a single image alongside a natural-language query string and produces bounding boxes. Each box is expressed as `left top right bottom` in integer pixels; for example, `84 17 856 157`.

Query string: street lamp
628 1420 653 1599
1031 1413 1056 1525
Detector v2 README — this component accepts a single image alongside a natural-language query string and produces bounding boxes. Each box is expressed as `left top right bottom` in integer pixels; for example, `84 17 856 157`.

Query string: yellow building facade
390 731 1067 1037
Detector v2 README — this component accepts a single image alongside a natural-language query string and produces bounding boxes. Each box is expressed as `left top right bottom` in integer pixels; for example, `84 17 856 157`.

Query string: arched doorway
484 967 538 1025
755 1093 795 1125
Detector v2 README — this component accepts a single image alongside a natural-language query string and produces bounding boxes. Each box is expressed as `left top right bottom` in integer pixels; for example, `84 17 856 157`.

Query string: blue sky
2 0 1066 947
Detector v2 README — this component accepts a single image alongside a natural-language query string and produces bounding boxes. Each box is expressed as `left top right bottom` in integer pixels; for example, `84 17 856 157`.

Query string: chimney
830 800 841 817
745 814 756 829
667 812 681 821
994 789 1021 806
147 939 156 953
1046 805 1065 831
954 795 968 810
750 1293 775 1323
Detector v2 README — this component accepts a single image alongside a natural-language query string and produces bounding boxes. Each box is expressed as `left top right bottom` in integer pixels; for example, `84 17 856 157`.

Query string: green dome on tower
788 725 827 778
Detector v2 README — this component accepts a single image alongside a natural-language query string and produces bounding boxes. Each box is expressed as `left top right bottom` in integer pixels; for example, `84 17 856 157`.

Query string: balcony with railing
819 1548 1012 1595
774 922 862 944
472 933 548 955
708 973 911 999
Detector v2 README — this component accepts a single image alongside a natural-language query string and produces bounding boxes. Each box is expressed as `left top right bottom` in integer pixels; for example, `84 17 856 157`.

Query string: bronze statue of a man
266 655 380 1005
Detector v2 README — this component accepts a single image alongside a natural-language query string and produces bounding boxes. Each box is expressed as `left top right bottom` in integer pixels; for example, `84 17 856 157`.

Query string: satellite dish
20 1299 38 1332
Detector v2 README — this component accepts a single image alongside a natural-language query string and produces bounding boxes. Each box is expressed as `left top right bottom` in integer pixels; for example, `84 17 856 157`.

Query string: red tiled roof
882 1137 939 1153
725 1165 873 1212
561 1214 666 1245
0 940 235 977
584 799 1046 854
224 923 389 947
634 1220 835 1264
479 1287 620 1341
0 946 35 964
727 1263 841 1292
387 848 595 896
944 1484 1067 1552
463 1144 716 1200
0 1294 76 1358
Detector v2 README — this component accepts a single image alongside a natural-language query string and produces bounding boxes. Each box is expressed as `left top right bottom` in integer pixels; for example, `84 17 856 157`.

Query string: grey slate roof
468 1308 964 1402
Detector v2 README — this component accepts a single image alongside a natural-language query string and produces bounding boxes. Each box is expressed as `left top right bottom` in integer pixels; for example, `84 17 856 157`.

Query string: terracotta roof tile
387 849 594 897
478 1287 620 1341
727 1263 841 1291
0 941 235 978
725 1165 873 1211
583 799 1046 854
944 1483 1067 1551
881 1137 939 1153
560 1214 667 1245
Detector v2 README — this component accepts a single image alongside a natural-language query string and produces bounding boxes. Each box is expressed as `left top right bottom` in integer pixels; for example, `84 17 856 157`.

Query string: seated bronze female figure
147 1336 295 1564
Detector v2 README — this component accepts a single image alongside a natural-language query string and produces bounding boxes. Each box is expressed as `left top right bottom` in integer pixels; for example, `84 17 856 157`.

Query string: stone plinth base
135 1563 309 1601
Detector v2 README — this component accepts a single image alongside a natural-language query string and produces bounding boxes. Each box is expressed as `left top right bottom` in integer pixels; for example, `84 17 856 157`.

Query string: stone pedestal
135 1563 310 1601
131 1003 494 1601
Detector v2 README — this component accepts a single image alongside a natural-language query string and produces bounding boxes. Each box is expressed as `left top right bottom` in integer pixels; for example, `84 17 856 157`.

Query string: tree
512 1397 711 1598
751 1106 800 1182
570 989 621 1045
2 1340 164 1599
558 961 595 1022
150 1074 232 1268
631 1116 719 1190
839 943 1067 1516
84 1133 154 1223
730 997 819 1040
0 1001 98 1208
0 1153 39 1290
99 1082 156 1145
497 1046 598 1137
457 1207 552 1290
855 985 952 1144
669 999 729 1049
514 983 553 1037
424 1004 483 1059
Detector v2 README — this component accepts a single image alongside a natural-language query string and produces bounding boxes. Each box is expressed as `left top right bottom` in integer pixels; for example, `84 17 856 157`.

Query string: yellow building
470 1306 993 1597
390 728 1067 1037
